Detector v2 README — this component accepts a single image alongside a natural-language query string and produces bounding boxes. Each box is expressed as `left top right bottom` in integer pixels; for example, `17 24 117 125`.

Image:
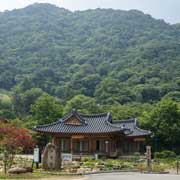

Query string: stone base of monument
63 167 78 173
8 167 33 174
76 167 100 174
62 163 80 173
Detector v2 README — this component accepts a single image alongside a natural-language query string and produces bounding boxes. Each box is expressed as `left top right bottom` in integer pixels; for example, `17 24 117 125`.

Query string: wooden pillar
52 136 57 146
115 137 118 153
132 140 136 153
118 136 121 153
137 142 140 152
105 140 109 154
108 138 111 154
80 141 83 152
109 138 111 153
61 138 64 152
70 137 73 154
52 136 55 145
89 137 92 154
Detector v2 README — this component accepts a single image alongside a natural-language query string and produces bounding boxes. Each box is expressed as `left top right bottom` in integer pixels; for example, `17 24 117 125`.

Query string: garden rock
25 167 33 173
8 167 28 174
84 167 92 173
77 167 85 174
92 167 100 172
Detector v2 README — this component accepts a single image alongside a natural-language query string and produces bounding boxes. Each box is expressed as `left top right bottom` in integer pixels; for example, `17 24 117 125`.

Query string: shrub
162 150 176 158
81 157 94 162
137 162 146 172
151 164 166 172
176 155 180 160
121 162 134 169
154 150 176 159
133 152 141 161
154 152 161 159
82 160 96 168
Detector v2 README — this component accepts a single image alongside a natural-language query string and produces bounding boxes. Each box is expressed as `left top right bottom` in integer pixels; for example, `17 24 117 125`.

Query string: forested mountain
1 3 180 153
1 3 180 105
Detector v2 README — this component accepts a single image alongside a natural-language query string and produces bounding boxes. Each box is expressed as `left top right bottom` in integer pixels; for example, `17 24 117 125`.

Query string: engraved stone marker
42 143 61 170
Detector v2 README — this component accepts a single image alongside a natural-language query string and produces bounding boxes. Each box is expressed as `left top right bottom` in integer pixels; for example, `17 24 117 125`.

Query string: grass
0 171 78 180
0 172 48 180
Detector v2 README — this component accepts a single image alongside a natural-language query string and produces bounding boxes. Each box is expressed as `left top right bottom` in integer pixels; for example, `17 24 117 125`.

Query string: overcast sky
0 0 180 24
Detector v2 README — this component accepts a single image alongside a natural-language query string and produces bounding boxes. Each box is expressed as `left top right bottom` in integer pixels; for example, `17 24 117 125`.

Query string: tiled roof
34 109 150 137
112 119 151 137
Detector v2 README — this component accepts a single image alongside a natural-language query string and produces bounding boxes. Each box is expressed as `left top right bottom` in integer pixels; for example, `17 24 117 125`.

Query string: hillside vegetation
1 3 180 104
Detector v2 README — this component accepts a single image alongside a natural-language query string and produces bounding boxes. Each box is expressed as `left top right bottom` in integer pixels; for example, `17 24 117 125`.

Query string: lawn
0 172 79 180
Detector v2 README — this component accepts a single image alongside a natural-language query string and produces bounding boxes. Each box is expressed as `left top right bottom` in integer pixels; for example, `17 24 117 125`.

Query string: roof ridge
105 120 123 129
60 109 86 124
79 112 109 117
105 120 133 135
134 126 151 134
113 118 136 123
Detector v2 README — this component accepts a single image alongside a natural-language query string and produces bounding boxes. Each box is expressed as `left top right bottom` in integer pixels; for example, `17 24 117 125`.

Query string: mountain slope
0 3 180 104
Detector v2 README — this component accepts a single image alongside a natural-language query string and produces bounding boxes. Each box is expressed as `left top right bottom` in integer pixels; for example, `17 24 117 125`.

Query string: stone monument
42 143 61 170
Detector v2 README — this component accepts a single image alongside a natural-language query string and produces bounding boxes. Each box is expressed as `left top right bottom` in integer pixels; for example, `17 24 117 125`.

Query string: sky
0 0 180 24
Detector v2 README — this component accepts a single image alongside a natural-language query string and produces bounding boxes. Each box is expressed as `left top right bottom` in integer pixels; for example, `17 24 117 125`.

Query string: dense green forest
1 3 180 153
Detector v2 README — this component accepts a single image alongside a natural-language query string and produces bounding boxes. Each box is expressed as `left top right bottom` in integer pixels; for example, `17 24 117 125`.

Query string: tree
0 94 12 109
31 93 63 125
0 122 35 173
0 93 15 119
164 91 180 102
141 98 180 153
102 103 152 120
95 78 133 104
134 85 160 103
13 88 44 118
64 94 99 114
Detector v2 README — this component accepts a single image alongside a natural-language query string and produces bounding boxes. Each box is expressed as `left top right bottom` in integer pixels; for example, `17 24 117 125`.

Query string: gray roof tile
34 109 151 137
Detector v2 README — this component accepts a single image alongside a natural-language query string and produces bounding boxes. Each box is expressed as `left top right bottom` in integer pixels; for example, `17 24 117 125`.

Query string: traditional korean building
34 109 151 158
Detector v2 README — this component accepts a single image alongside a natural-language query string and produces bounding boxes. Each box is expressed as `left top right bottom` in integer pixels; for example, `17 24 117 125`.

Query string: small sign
61 153 72 162
134 138 145 142
72 135 85 139
33 147 40 163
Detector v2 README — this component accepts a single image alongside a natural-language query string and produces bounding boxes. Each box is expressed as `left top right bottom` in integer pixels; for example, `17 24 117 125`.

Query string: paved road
87 172 180 180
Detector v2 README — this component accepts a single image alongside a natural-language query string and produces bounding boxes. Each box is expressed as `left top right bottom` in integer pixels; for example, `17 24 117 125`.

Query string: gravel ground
87 172 180 180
